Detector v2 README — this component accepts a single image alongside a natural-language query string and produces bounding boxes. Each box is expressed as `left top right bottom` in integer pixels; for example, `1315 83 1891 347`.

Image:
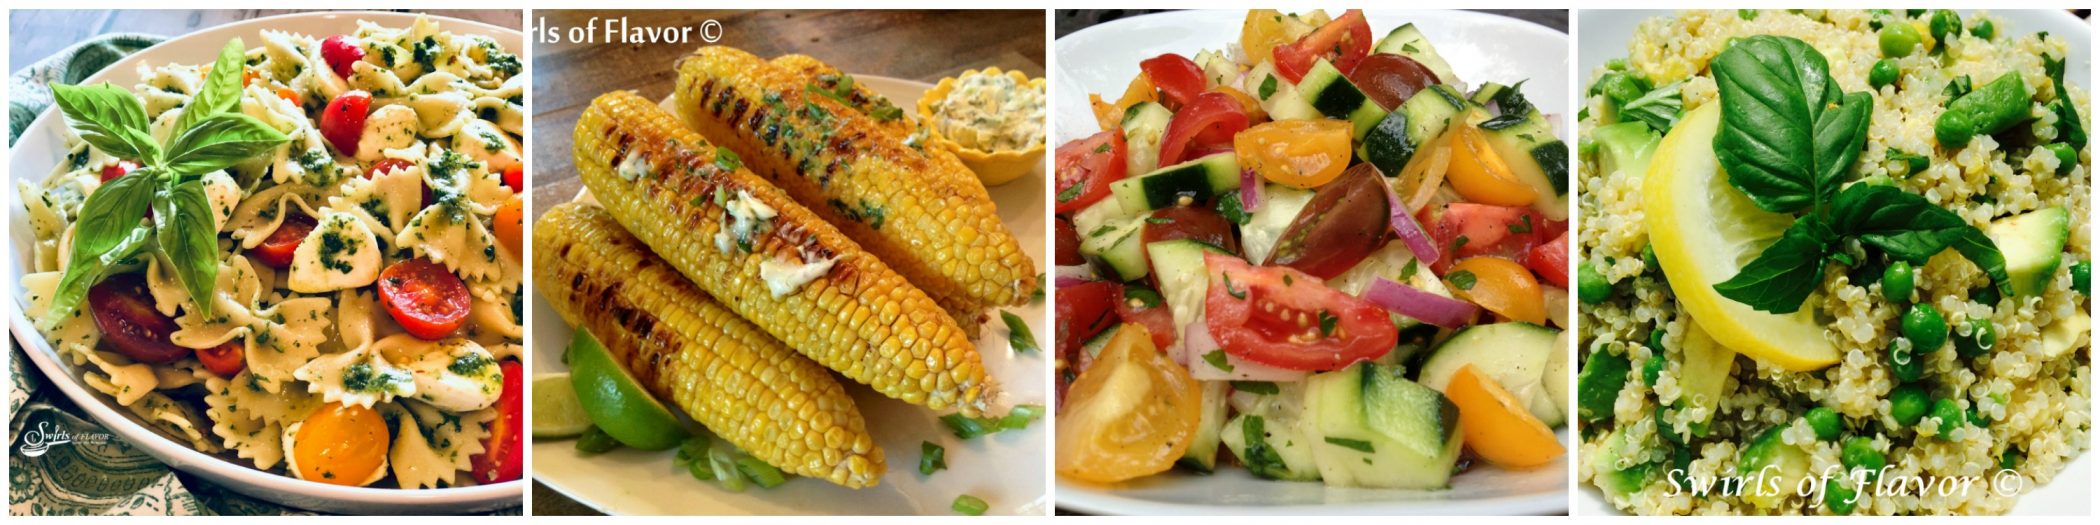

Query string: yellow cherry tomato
293 402 390 486
1093 74 1160 131
1234 119 1353 189
1447 364 1564 468
1446 256 1546 325
494 196 524 257
1056 324 1202 484
1445 122 1538 206
1240 10 1295 67
1212 86 1267 123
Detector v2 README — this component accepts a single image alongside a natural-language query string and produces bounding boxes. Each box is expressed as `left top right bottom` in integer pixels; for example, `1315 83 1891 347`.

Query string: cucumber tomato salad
1052 10 1572 489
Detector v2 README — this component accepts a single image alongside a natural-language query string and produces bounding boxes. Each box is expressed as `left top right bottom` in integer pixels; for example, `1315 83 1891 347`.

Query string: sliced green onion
920 441 948 475
952 494 989 515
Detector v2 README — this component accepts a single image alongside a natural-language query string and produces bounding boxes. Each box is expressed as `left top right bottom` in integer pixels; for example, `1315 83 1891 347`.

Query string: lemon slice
531 373 592 438
1643 102 1839 371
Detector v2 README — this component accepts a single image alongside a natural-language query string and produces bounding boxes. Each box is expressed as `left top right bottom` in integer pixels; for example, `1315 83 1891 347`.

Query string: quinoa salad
1574 10 2089 515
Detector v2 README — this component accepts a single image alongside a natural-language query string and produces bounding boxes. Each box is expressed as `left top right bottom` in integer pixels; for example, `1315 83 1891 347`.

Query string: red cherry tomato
472 360 524 484
1347 53 1442 110
1424 203 1566 274
1054 129 1128 214
377 258 473 340
1273 9 1374 83
1265 163 1389 279
1157 92 1249 166
1203 253 1396 371
1055 218 1085 266
251 213 317 268
1139 53 1208 109
319 90 372 156
195 340 246 378
1113 284 1179 350
1526 231 1571 289
87 274 192 364
501 164 524 192
320 35 365 79
1056 280 1121 403
1139 205 1238 255
99 160 138 183
367 158 414 178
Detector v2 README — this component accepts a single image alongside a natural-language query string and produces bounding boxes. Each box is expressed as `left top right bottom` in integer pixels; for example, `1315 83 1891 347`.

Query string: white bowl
6 11 525 515
1051 9 1571 515
1572 8 2093 516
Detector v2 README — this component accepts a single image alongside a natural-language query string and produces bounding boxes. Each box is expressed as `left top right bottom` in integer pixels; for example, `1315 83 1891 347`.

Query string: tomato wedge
378 258 473 340
1348 53 1441 110
472 360 524 483
1139 53 1207 109
1203 253 1396 371
87 274 192 364
1055 218 1085 266
1266 163 1389 279
251 213 317 268
1273 9 1373 83
1056 324 1201 483
501 164 524 192
1114 285 1178 350
1526 231 1571 288
1446 256 1546 325
1424 203 1565 273
1054 130 1127 213
1056 280 1121 360
1139 205 1238 255
1157 92 1249 167
195 340 246 378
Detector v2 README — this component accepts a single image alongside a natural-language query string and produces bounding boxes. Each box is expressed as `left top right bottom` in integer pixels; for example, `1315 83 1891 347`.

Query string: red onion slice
1379 173 1441 265
1364 277 1478 328
1239 169 1262 211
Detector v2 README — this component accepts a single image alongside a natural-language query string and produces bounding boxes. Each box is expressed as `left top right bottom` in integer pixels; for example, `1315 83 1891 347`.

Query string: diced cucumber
1543 330 1571 426
1987 206 2069 296
1359 84 1466 176
1238 183 1316 263
1417 322 1565 428
1478 104 1571 221
1576 347 1631 424
1192 49 1238 89
1110 153 1242 212
1079 323 1123 360
1244 61 1321 121
1071 194 1134 239
1121 102 1173 176
1372 23 1461 87
1079 217 1148 281
1469 82 1512 106
1306 362 1463 489
1295 59 1389 139
1147 239 1231 346
1221 382 1322 481
1178 381 1231 472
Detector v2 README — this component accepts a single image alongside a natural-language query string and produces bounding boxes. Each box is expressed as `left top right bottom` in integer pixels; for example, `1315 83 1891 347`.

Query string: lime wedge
531 373 593 438
567 330 688 449
1643 102 1839 371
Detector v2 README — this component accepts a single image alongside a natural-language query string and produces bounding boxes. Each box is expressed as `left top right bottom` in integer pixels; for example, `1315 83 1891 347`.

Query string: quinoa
1577 10 2090 515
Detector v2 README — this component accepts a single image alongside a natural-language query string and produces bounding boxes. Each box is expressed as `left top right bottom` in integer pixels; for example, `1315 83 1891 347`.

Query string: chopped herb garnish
1202 350 1234 372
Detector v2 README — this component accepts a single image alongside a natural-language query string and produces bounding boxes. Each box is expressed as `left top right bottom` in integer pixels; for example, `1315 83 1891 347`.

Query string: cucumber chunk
1111 153 1241 212
1306 362 1463 489
1296 59 1390 139
1178 381 1231 472
1418 322 1566 427
1121 101 1173 175
1372 23 1461 87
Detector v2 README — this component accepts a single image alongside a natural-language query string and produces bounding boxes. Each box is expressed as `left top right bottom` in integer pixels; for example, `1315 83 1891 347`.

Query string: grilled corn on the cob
675 46 1038 322
573 90 996 416
535 202 884 488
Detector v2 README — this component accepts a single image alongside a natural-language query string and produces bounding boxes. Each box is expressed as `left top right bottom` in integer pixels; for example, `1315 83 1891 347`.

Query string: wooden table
8 10 521 71
527 9 1046 221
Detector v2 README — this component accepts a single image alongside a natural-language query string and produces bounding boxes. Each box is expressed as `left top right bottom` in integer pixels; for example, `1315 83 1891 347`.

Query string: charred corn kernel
676 47 1038 322
573 91 996 416
534 202 884 488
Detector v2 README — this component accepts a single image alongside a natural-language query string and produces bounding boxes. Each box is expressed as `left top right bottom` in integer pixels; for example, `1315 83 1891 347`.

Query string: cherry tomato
292 402 390 486
471 360 524 484
99 160 137 183
1203 253 1397 371
501 164 524 192
1348 53 1442 110
1158 92 1249 166
1055 218 1085 266
1266 164 1389 279
1114 284 1179 350
1234 119 1353 189
1273 9 1373 83
378 258 473 340
1054 129 1128 214
1056 280 1121 360
1424 203 1566 273
195 340 246 378
319 90 372 156
1526 232 1571 289
251 213 317 268
1239 10 1299 69
1446 122 1537 206
319 35 365 79
1447 364 1564 468
1056 324 1201 483
1139 53 1207 109
1140 206 1238 255
367 158 414 178
493 196 524 257
87 273 192 364
1446 256 1546 325
1090 74 1158 131
275 87 303 106
242 69 260 87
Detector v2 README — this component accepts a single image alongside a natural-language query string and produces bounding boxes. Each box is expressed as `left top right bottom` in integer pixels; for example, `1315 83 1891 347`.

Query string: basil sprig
41 38 289 325
1708 35 2007 314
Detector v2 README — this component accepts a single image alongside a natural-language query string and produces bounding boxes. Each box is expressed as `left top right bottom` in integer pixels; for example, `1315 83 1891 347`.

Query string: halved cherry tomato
320 35 365 79
1114 285 1179 350
1348 53 1441 110
493 196 524 257
1090 74 1159 131
1054 130 1127 213
252 213 317 268
1445 256 1546 325
1445 122 1537 206
367 158 414 178
87 274 192 364
195 340 246 378
1266 163 1388 278
501 164 524 192
1056 324 1201 483
1140 206 1238 254
275 87 303 106
471 360 524 484
1204 253 1397 371
1239 9 1298 68
1272 9 1373 83
1234 119 1352 189
319 90 372 156
99 160 137 183
293 402 390 486
1055 218 1085 266
242 69 261 87
1211 86 1267 123
1139 53 1207 110
1526 232 1571 289
378 258 473 340
1056 280 1121 360
1446 364 1564 468
1424 203 1566 273
1158 92 1249 166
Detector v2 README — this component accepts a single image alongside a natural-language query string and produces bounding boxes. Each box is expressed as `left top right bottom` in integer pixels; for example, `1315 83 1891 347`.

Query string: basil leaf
174 38 248 138
2042 53 2084 146
1620 80 1684 133
42 170 158 325
162 113 289 176
1710 35 1869 215
1713 215 1834 313
49 82 161 163
1828 184 2010 294
154 180 222 316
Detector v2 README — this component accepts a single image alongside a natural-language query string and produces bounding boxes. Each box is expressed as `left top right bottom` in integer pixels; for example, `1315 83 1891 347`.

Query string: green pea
1967 406 1990 427
1882 261 1915 302
1869 59 1901 89
1929 10 1962 45
1904 304 1948 352
2045 143 2079 175
1825 482 1858 515
1647 328 1666 353
1936 73 2031 147
1880 22 1923 57
1643 356 1665 386
1578 262 1611 305
1955 318 1997 358
1656 405 1684 445
1642 244 1659 270
1971 283 2001 306
1970 18 1995 40
2072 259 2091 295
1804 407 1842 441
2001 448 2023 469
1890 385 1931 426
1929 398 1966 439
1887 338 1924 382
1841 436 1887 479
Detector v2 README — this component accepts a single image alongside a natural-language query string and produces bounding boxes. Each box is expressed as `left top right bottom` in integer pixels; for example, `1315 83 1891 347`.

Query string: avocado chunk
1736 424 1810 510
1576 347 1633 423
1588 428 1655 500
1987 206 2069 296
